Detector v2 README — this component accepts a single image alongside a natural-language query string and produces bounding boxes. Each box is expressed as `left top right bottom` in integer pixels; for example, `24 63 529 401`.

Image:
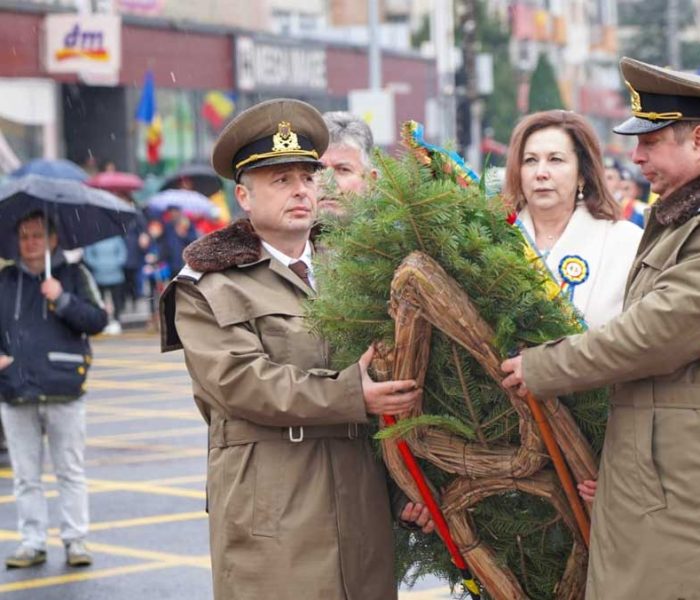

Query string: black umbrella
0 175 136 276
159 163 223 197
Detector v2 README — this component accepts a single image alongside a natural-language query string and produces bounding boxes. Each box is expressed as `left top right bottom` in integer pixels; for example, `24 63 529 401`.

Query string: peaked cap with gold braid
212 98 328 181
615 57 700 135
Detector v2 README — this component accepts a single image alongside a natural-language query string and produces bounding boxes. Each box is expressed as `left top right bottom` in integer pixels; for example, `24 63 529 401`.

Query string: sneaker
5 544 46 568
103 320 122 335
65 540 92 567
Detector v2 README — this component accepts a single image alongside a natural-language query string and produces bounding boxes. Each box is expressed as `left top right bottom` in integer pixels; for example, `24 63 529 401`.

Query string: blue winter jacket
0 252 108 404
83 236 128 286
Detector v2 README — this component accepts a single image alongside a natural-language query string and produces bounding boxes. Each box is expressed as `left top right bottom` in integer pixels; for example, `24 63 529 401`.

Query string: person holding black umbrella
0 210 107 569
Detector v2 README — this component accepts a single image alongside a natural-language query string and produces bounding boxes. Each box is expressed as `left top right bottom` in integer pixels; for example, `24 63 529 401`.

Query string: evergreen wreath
308 124 608 599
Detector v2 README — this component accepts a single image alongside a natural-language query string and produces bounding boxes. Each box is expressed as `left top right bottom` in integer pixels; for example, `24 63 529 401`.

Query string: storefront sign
236 36 326 93
44 14 121 76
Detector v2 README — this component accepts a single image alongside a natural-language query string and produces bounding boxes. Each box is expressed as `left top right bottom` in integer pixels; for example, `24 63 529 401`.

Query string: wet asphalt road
0 331 453 599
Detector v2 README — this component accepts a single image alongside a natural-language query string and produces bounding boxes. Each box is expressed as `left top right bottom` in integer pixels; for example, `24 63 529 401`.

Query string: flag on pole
135 70 162 164
201 91 236 130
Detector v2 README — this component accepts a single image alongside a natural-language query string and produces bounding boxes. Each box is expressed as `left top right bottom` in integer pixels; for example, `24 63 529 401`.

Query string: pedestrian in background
83 235 127 335
161 207 198 277
123 202 150 311
603 155 623 201
1 210 107 569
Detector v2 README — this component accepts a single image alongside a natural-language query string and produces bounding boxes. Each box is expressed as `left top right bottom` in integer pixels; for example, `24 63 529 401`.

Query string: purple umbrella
147 189 215 217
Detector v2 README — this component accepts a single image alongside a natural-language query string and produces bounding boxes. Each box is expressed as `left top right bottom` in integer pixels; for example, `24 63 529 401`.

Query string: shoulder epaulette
0 259 15 272
176 264 205 283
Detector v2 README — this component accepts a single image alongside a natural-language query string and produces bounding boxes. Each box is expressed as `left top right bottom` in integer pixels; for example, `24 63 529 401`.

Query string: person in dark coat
0 211 107 569
162 207 198 276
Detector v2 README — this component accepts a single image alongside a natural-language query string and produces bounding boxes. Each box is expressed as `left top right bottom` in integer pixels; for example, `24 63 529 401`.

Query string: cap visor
236 156 323 180
613 116 675 136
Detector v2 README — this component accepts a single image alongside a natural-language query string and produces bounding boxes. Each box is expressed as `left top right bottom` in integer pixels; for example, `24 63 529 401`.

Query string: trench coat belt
209 418 368 449
609 380 700 513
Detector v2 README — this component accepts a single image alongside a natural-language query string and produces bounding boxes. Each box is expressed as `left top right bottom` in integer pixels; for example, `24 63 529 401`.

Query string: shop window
0 116 42 167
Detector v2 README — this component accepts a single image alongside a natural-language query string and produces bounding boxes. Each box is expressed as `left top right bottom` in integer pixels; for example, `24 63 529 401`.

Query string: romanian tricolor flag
135 70 162 165
201 91 236 130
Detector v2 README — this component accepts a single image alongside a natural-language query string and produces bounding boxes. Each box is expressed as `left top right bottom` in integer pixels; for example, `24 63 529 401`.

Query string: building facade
0 1 436 174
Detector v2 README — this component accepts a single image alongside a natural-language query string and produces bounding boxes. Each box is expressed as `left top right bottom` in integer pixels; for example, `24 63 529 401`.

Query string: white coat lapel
546 206 606 323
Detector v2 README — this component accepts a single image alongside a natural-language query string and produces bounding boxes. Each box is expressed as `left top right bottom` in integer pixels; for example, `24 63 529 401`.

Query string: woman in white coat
502 109 643 503
503 110 643 331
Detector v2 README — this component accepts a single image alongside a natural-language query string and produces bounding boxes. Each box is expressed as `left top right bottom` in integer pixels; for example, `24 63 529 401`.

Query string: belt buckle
288 426 304 443
347 423 359 440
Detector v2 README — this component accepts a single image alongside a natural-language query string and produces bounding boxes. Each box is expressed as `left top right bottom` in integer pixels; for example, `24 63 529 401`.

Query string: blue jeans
1 400 88 550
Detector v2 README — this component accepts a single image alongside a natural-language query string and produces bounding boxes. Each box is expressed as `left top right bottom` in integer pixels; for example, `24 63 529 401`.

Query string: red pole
383 414 481 598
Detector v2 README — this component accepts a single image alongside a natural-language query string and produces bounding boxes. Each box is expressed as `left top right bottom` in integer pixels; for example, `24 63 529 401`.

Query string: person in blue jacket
0 211 107 569
83 235 127 334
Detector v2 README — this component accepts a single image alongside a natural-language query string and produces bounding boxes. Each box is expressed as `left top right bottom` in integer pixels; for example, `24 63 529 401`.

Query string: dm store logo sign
45 15 121 75
55 24 109 62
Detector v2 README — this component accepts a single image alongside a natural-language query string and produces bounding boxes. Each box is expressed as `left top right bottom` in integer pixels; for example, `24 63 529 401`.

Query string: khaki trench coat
160 222 396 600
522 182 700 600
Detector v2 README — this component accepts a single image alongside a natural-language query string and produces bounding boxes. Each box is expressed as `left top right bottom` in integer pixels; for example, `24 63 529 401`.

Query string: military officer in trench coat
160 99 426 600
502 58 700 599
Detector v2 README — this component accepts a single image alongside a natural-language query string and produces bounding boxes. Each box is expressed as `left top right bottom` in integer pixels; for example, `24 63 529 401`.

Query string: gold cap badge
624 79 682 122
624 80 642 112
272 121 302 153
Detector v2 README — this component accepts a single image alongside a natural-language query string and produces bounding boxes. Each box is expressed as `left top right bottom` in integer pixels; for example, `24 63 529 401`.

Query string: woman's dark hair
503 110 619 221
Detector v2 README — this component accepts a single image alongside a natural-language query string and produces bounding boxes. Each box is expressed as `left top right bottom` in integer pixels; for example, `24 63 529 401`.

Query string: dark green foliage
528 54 565 113
307 150 608 598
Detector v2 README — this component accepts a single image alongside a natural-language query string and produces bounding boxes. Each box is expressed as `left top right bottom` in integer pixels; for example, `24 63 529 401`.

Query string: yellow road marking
89 426 204 443
0 473 206 504
88 478 205 499
87 406 200 420
93 357 186 368
85 447 206 467
86 510 206 532
0 561 180 592
87 379 192 392
0 532 210 568
87 441 184 452
80 540 210 567
86 392 191 407
0 529 19 541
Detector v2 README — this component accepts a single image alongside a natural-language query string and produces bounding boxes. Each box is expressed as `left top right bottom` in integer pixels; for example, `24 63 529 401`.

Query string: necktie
289 260 311 288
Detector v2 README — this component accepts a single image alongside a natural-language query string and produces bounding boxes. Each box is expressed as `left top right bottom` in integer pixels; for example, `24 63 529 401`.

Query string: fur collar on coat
183 219 261 273
655 175 700 226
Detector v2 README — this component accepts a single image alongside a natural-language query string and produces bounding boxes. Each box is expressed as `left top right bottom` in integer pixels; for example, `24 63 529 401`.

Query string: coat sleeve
522 225 700 397
53 264 108 335
174 281 369 427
